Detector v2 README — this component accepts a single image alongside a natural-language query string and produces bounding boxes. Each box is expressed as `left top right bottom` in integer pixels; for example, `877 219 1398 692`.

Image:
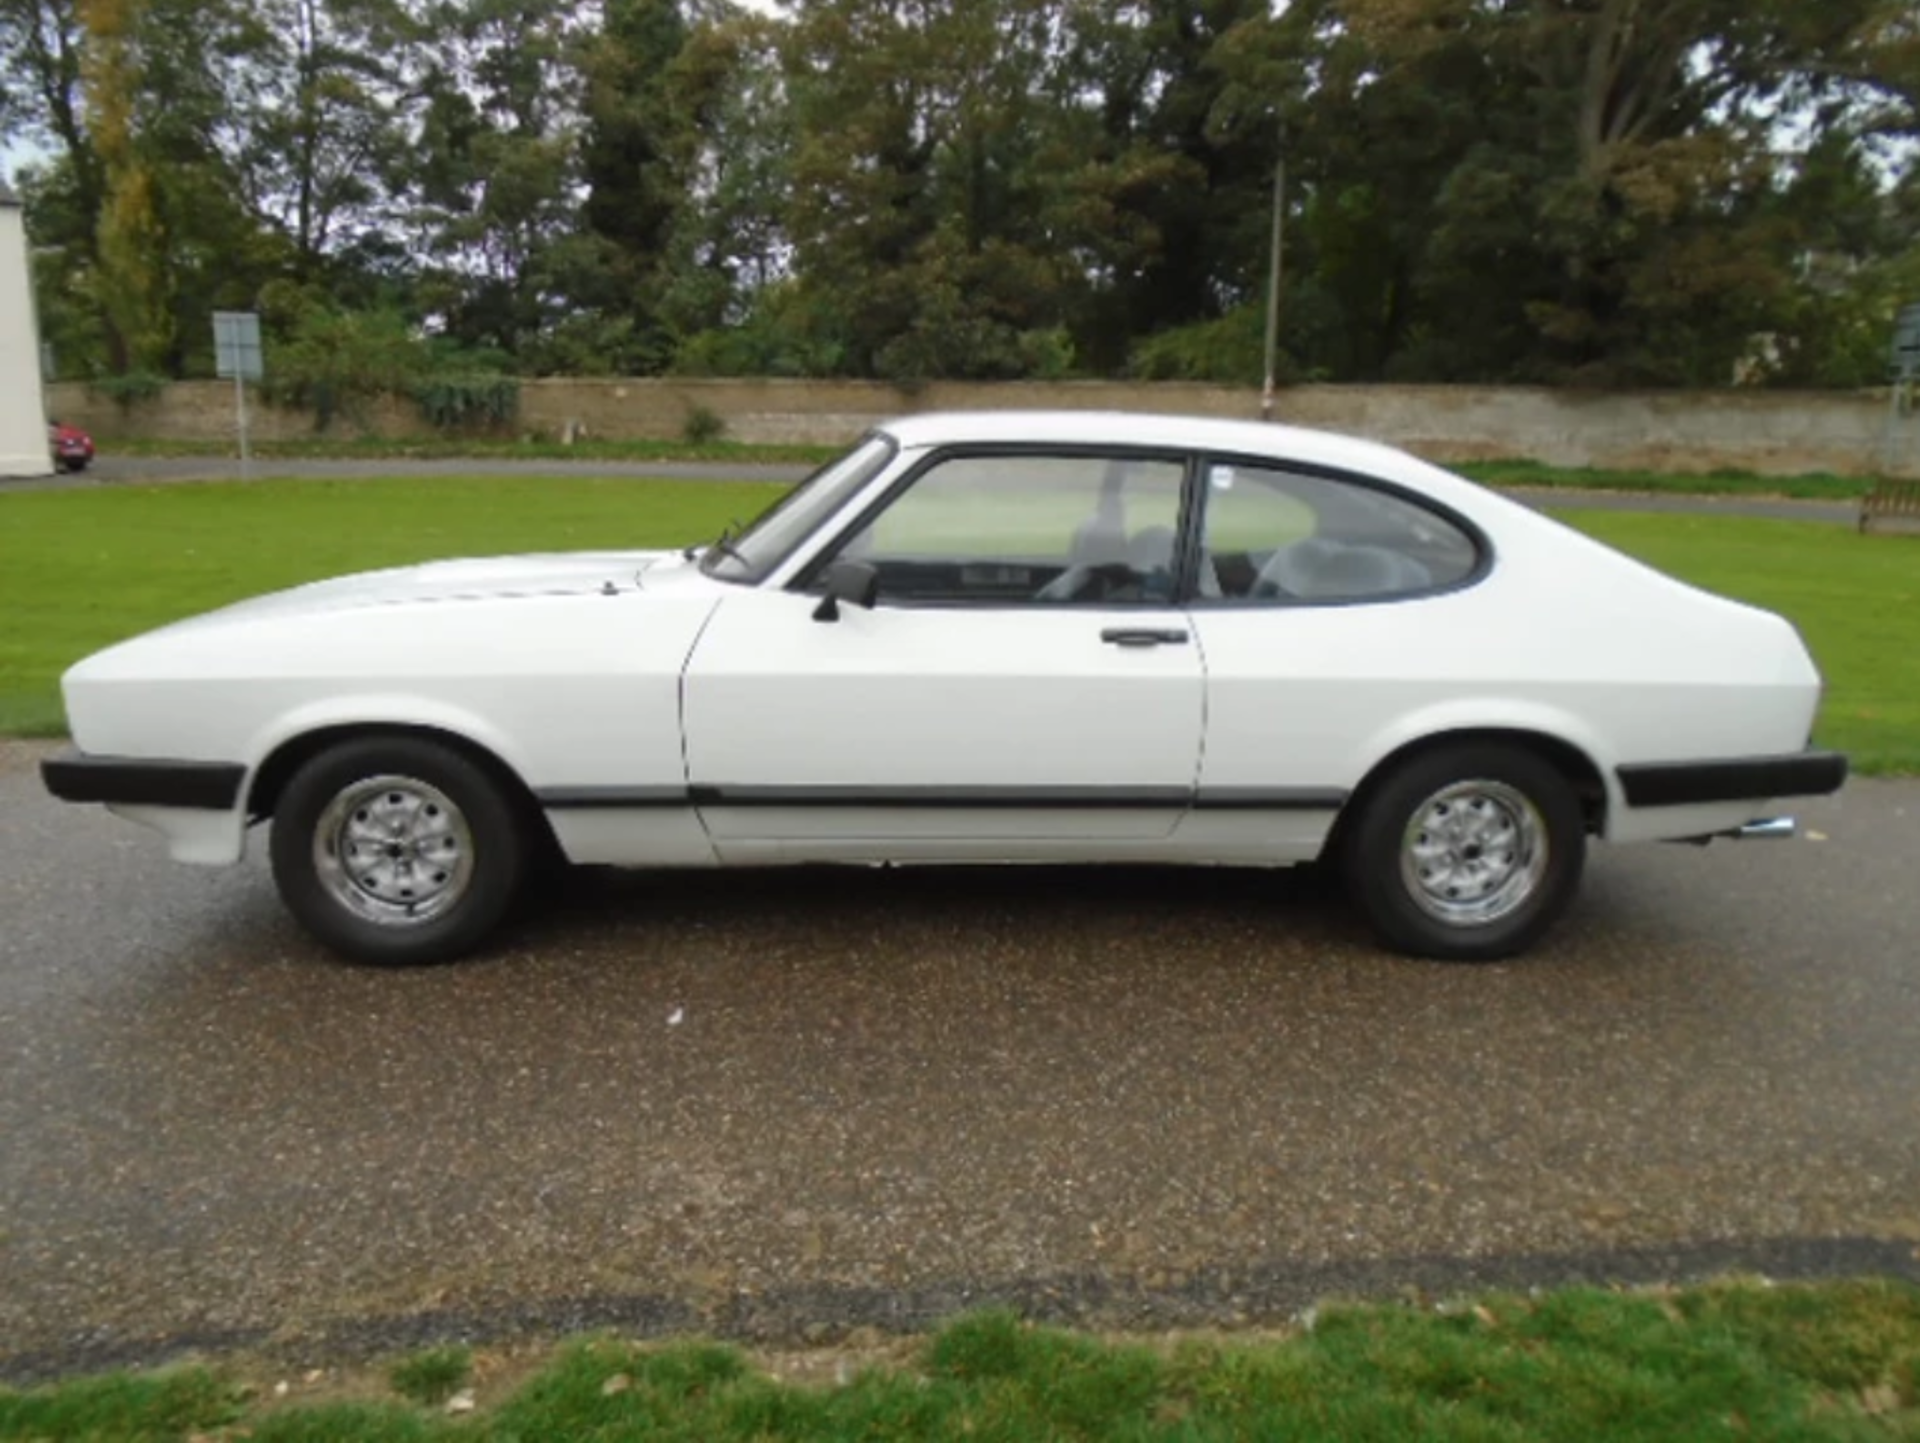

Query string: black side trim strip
1194 788 1350 811
537 785 1355 812
1617 751 1848 808
689 785 1195 809
41 752 245 810
537 786 691 809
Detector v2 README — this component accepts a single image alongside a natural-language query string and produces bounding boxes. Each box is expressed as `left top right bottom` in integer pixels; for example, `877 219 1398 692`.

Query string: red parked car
48 420 94 473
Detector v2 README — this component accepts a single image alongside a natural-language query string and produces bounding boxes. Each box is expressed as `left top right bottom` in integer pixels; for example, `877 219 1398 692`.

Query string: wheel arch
1328 726 1610 859
247 722 559 858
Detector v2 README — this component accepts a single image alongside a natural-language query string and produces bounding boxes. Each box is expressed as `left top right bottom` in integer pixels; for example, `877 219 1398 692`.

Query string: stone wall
43 382 430 445
42 376 1920 478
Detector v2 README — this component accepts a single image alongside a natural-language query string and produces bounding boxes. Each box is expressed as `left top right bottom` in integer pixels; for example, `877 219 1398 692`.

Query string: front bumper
1616 750 1848 809
41 750 246 810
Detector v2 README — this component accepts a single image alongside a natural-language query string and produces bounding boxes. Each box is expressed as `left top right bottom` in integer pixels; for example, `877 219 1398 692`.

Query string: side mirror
812 559 880 622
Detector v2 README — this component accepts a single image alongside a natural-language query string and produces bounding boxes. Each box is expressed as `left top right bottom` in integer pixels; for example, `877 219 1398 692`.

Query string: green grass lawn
102 436 1878 502
110 434 846 466
3 1283 1916 1440
0 476 784 737
1458 459 1875 503
1566 511 1920 775
0 476 1913 771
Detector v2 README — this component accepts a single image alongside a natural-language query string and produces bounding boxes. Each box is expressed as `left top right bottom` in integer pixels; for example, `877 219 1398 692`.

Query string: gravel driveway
1 739 1916 1379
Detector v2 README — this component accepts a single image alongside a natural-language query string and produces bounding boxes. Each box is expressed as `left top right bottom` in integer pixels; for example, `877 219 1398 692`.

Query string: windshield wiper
694 519 749 570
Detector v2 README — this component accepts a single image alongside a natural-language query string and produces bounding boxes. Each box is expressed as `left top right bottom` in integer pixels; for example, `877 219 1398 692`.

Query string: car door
681 447 1206 858
1178 457 1489 851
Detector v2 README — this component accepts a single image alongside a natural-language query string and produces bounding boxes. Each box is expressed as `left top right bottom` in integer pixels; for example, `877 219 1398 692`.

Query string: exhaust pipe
1734 817 1797 841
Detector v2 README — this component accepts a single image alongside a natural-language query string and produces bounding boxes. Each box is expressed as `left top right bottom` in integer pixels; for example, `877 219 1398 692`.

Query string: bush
89 368 168 408
263 307 428 432
411 375 520 433
681 403 727 444
1129 305 1272 384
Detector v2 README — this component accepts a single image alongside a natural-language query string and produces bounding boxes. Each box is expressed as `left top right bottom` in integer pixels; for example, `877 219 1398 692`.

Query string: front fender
242 693 537 791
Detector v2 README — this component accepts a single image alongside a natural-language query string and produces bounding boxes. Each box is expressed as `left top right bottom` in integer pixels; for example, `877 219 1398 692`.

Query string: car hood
167 550 686 631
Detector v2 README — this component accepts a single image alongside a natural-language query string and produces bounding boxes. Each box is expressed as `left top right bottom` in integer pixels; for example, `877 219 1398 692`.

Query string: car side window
824 452 1187 606
1198 463 1479 603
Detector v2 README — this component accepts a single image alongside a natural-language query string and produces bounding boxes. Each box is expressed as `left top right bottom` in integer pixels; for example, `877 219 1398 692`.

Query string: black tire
62 457 88 473
1341 743 1585 962
269 736 529 965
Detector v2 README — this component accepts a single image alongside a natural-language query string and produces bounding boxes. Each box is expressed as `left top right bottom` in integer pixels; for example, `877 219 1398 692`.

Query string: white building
0 179 53 478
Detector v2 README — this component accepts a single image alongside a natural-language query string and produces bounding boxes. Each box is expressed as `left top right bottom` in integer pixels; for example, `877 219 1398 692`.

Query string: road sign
1895 303 1920 377
212 311 262 479
212 311 263 381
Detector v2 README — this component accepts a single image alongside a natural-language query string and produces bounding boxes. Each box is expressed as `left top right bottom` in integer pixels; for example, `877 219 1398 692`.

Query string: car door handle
1100 627 1190 648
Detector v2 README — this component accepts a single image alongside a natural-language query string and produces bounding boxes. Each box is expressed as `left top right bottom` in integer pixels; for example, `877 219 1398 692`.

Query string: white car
42 411 1846 965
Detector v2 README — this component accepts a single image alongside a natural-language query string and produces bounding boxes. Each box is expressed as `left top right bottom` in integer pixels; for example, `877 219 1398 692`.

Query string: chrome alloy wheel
1399 779 1549 927
313 774 476 926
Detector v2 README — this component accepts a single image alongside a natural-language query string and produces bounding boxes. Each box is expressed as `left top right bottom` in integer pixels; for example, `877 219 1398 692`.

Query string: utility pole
235 366 251 483
1261 152 1285 422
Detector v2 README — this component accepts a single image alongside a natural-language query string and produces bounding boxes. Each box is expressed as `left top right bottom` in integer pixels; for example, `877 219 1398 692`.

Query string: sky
1 140 49 189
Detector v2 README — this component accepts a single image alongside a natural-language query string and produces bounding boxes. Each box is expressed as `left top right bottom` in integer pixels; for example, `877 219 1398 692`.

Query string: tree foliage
4 0 1916 390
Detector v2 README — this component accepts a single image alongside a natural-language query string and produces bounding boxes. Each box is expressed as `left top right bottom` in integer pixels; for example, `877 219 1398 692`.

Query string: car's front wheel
1342 744 1585 961
269 736 529 965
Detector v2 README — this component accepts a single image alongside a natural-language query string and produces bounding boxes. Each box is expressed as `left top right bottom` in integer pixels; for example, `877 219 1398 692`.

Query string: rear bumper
1616 750 1848 809
41 750 246 810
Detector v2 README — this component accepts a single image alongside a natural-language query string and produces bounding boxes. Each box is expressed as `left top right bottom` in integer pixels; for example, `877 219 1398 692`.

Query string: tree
78 0 172 375
1054 0 1281 374
654 8 798 370
1319 0 1918 385
0 0 97 194
569 0 692 371
3 0 110 376
401 0 586 365
7 0 1916 388
241 0 422 278
780 0 1088 380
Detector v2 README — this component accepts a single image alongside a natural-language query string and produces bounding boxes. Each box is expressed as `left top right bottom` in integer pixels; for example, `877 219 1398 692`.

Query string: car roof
875 409 1422 476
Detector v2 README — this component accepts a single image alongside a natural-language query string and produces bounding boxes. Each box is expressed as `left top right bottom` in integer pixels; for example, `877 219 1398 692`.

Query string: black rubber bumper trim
536 786 690 809
41 751 246 810
542 785 1353 812
1617 750 1849 808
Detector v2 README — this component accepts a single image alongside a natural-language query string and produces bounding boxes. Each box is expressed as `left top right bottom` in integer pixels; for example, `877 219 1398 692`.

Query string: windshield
699 433 898 584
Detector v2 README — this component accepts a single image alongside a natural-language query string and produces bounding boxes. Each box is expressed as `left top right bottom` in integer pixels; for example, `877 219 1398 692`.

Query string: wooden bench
1860 476 1920 534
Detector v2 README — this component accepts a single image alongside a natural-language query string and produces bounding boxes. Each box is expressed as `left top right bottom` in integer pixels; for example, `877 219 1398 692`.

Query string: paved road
2 738 1916 1379
3 455 1864 525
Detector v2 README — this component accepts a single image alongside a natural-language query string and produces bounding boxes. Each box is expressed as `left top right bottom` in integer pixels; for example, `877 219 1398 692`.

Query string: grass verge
0 476 784 737
0 476 1913 770
107 435 844 466
2 1282 1917 1440
1458 459 1875 503
96 437 1880 500
1566 511 1920 775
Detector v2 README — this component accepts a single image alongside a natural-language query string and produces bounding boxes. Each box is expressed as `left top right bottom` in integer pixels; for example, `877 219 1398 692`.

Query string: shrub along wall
42 377 1920 477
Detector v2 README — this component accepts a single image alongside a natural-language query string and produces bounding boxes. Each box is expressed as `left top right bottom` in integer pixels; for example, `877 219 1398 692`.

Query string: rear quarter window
1199 462 1482 603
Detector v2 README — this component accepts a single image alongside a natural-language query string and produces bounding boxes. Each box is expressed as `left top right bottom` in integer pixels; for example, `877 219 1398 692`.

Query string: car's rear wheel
269 736 528 965
1342 743 1585 961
